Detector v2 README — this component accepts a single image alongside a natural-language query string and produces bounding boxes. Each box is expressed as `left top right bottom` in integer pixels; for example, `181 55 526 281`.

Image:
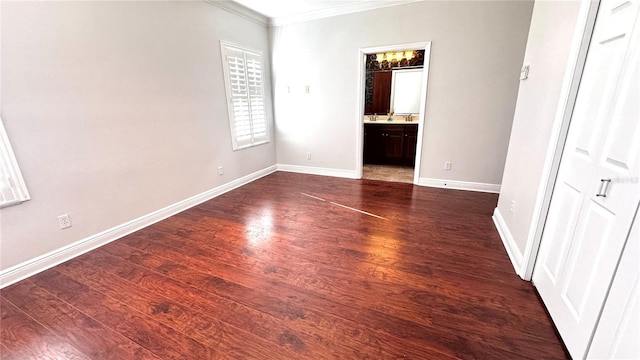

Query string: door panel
571 41 618 157
588 207 640 359
538 185 582 282
533 1 640 358
600 42 640 171
404 130 417 167
563 200 613 316
384 131 405 161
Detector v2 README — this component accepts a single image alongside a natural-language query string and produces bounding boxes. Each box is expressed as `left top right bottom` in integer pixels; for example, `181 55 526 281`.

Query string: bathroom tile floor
362 164 414 184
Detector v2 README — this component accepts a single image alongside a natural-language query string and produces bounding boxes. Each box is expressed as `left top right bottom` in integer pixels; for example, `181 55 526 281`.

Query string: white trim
0 165 277 289
277 164 358 179
520 0 600 281
268 0 422 27
417 177 501 193
355 50 367 181
492 208 524 277
203 0 268 26
356 42 432 186
413 44 431 185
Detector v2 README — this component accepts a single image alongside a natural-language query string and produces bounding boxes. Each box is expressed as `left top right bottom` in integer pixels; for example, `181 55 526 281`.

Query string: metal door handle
596 179 612 197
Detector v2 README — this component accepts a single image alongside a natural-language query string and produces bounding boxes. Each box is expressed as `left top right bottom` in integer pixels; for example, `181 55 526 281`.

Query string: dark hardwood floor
0 172 568 359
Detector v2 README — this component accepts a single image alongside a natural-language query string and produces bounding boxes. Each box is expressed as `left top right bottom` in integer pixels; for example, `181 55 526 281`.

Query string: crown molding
203 0 268 27
268 0 424 27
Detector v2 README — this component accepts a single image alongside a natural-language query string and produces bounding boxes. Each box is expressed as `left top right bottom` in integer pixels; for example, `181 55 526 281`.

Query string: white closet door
588 206 640 360
532 0 640 358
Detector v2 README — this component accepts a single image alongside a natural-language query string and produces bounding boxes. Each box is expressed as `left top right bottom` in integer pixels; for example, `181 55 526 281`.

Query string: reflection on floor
362 164 414 184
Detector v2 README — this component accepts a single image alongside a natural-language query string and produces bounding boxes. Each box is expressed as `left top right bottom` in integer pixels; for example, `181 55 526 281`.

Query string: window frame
220 41 269 150
0 117 30 208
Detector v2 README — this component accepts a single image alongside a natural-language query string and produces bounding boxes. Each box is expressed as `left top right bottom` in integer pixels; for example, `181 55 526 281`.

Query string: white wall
495 1 582 260
0 1 276 272
270 1 533 185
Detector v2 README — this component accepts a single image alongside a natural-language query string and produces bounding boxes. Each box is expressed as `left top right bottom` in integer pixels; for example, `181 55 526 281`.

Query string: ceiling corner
203 0 269 27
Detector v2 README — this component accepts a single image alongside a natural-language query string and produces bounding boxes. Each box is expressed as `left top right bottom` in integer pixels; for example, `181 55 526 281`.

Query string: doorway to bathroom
356 42 431 184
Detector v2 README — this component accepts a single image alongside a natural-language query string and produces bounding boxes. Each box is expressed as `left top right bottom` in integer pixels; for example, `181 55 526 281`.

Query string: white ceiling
230 0 422 26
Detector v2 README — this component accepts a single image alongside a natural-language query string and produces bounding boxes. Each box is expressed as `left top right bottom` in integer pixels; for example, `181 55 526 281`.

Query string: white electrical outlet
444 161 452 170
58 214 72 229
306 152 311 160
510 200 516 214
218 166 224 175
304 85 310 94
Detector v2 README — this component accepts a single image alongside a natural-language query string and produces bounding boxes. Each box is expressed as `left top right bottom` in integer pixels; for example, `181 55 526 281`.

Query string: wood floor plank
155 213 511 273
53 258 308 360
151 215 534 315
1 281 159 360
29 271 218 360
118 227 437 329
0 297 89 360
86 245 453 359
95 241 545 359
144 207 548 334
0 172 568 359
170 190 520 283
0 343 18 360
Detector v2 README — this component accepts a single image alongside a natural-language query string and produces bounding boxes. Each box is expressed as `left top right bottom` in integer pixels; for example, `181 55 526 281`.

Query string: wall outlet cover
58 214 72 229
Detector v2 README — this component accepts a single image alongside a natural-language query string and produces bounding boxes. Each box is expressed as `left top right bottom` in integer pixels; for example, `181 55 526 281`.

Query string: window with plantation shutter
220 41 268 150
0 118 30 208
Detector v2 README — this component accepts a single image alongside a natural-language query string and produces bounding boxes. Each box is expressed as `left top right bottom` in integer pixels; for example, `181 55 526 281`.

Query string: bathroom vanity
363 122 417 166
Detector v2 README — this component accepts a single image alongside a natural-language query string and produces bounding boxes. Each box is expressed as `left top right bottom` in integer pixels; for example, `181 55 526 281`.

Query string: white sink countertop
363 115 419 124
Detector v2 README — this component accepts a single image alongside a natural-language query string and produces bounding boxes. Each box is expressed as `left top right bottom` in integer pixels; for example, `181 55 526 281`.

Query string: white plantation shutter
226 48 252 148
246 52 267 143
221 42 269 150
0 118 30 208
0 160 18 204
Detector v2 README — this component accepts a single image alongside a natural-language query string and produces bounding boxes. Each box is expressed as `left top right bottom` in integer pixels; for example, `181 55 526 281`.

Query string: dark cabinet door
369 72 392 114
384 130 405 162
364 125 384 164
403 125 418 166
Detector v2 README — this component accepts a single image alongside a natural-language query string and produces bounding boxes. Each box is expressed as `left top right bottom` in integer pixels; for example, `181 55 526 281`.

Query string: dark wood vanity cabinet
364 124 418 166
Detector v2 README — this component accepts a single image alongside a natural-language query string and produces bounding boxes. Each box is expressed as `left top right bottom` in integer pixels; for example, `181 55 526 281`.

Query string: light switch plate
520 64 530 80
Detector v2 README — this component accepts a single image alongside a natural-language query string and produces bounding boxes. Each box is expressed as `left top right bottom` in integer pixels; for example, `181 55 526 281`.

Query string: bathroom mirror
390 69 423 114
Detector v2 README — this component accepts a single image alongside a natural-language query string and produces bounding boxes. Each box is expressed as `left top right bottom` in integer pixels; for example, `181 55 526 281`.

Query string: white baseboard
0 165 277 289
492 207 524 278
277 164 358 179
417 177 501 193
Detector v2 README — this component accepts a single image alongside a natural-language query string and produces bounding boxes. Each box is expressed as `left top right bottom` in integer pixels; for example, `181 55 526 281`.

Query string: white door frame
520 0 601 280
355 42 432 184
